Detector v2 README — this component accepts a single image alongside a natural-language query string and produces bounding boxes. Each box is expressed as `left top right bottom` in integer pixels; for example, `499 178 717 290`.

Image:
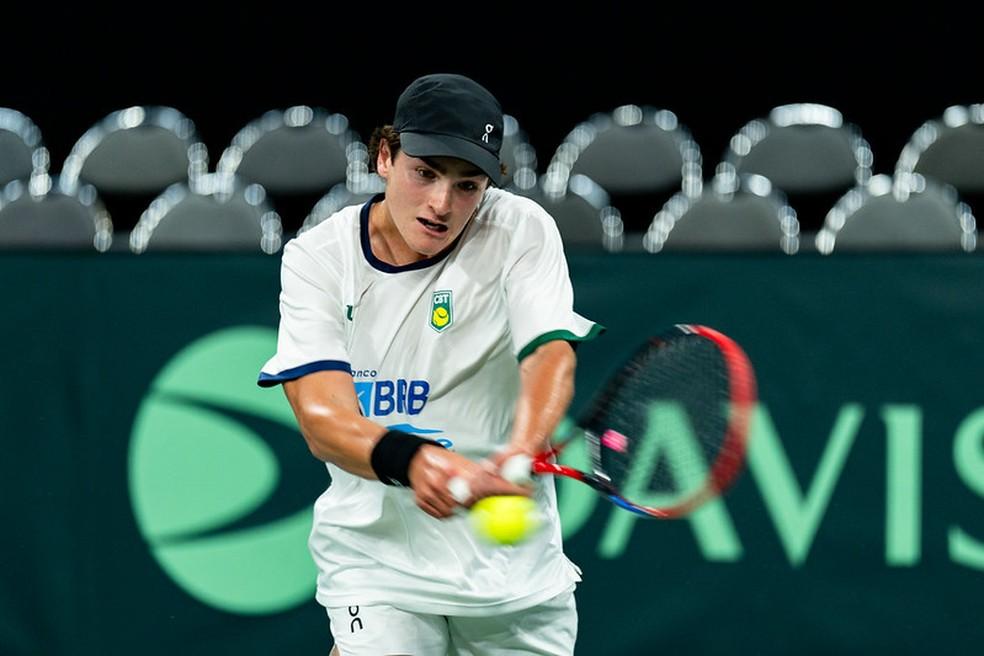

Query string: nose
428 181 453 217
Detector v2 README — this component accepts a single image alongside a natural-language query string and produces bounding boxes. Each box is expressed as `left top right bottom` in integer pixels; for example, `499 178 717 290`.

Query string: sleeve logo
430 290 454 332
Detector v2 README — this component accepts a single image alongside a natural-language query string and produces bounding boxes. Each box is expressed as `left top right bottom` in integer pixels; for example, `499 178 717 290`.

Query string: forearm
283 371 533 517
283 373 387 479
509 340 576 454
294 401 387 478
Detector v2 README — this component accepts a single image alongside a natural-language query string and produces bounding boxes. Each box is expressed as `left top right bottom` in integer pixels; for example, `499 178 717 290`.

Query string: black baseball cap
394 73 504 186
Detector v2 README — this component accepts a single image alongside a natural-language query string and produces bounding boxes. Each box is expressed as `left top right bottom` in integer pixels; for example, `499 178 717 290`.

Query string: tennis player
258 73 603 655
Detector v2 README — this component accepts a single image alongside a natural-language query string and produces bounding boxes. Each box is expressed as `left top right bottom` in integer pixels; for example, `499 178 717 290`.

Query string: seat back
0 108 48 187
645 171 799 253
60 106 208 232
511 170 623 252
546 105 702 232
217 106 366 234
815 174 976 253
129 173 282 253
895 104 984 218
0 174 112 251
720 103 872 232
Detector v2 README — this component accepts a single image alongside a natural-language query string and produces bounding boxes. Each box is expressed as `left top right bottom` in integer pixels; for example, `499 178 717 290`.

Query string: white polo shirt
259 187 603 615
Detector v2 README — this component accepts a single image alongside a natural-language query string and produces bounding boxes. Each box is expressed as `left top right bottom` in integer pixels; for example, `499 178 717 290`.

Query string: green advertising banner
2 252 983 654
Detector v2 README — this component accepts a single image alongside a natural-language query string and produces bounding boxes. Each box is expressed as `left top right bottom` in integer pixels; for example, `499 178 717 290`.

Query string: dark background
3 8 978 193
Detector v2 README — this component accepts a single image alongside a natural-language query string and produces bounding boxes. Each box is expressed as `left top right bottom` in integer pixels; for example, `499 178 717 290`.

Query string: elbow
295 403 343 462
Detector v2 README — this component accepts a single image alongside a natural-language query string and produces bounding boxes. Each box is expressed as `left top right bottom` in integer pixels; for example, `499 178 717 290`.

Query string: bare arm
282 370 529 517
283 370 385 478
498 339 576 462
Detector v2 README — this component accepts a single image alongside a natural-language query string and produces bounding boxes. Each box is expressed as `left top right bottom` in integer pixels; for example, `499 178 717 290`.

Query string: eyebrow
420 157 485 179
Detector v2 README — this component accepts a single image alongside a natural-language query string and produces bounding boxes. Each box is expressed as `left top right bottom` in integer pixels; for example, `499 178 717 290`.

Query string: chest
342 260 508 373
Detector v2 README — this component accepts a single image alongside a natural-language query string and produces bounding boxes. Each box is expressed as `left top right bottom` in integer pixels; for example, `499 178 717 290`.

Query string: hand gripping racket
451 324 757 518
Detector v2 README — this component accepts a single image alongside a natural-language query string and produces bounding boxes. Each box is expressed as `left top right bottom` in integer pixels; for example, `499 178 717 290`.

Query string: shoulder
283 201 363 269
473 188 560 242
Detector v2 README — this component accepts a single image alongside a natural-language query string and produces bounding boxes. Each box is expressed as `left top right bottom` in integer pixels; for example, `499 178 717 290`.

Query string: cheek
455 191 484 214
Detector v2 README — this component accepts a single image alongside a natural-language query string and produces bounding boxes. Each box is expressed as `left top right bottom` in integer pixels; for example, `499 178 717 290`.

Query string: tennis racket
451 324 756 518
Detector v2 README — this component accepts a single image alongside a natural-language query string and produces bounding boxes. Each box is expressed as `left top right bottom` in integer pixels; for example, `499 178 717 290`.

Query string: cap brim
401 132 502 186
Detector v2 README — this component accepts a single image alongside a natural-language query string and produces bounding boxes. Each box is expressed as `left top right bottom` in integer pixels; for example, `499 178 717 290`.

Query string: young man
258 73 603 655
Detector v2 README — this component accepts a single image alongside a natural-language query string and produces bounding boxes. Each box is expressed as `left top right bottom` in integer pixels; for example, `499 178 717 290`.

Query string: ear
377 139 393 179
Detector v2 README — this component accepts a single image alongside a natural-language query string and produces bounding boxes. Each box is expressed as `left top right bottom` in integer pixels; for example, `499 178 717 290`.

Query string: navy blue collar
360 193 467 273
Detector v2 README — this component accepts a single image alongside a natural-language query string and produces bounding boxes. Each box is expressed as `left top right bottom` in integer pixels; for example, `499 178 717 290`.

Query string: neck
368 199 426 266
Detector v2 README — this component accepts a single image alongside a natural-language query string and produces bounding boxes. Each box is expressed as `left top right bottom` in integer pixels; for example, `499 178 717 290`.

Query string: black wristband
370 430 441 487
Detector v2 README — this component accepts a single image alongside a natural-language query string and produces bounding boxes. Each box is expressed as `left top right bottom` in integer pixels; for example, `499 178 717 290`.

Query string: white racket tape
447 454 534 504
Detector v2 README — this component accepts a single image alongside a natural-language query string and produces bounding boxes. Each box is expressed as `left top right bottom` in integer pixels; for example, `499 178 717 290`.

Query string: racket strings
581 333 735 503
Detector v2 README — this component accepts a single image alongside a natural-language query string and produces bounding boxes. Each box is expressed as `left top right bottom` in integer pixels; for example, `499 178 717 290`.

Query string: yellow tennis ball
469 495 541 545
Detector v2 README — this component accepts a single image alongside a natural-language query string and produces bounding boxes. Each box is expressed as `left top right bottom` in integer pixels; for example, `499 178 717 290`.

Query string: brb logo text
353 374 431 417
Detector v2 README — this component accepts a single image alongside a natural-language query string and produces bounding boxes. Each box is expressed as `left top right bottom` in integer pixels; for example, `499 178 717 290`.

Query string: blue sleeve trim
256 360 351 387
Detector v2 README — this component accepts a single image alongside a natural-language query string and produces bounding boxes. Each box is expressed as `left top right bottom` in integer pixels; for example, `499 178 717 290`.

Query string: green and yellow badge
430 290 453 332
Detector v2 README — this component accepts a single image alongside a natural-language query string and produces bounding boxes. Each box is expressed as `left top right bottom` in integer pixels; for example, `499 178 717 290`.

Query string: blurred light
745 174 772 198
542 169 568 200
942 105 969 128
730 133 752 157
513 143 537 169
970 104 984 124
512 167 536 191
285 106 314 128
0 108 42 147
568 125 595 150
325 113 349 135
815 229 835 254
613 104 643 127
77 183 96 206
770 103 843 128
4 179 24 202
29 172 51 198
503 114 519 137
32 147 50 173
244 183 266 206
653 110 678 132
868 174 893 196
118 106 146 129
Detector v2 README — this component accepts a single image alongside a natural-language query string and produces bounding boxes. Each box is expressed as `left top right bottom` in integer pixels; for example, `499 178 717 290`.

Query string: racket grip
447 476 471 504
448 454 533 504
500 454 534 484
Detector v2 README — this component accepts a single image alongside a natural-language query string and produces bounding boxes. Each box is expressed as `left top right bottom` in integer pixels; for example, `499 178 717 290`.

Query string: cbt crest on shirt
430 290 453 332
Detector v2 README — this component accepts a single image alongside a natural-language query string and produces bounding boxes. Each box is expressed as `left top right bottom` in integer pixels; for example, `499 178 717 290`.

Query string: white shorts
326 589 578 655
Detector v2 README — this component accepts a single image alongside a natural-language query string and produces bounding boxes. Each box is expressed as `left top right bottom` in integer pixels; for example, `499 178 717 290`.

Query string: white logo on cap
482 124 494 143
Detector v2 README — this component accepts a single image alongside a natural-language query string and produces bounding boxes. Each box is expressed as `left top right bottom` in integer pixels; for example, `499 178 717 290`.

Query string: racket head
558 324 756 518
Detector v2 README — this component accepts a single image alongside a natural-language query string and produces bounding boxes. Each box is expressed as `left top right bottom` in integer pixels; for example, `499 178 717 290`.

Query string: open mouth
418 217 449 233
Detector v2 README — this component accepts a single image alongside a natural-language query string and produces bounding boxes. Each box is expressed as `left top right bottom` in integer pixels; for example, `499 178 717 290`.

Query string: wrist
370 430 441 487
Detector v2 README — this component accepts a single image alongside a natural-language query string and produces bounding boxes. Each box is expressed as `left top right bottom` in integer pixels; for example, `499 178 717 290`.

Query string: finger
473 475 533 499
417 496 451 519
419 483 460 517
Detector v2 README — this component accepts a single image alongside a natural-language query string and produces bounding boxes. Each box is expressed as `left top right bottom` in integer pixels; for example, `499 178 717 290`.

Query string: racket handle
448 476 471 504
448 454 534 504
500 453 534 484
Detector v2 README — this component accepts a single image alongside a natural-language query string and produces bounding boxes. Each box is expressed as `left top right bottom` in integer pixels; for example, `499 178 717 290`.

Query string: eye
415 167 436 180
458 180 480 192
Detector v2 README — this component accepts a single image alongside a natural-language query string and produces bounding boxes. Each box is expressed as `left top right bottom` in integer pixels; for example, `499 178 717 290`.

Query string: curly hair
367 126 402 173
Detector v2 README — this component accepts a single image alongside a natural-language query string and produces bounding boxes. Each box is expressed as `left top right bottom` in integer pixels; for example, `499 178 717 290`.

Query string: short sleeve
503 204 605 361
257 239 351 387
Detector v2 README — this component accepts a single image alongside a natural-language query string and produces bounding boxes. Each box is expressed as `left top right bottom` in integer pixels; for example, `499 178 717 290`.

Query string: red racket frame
530 324 756 518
